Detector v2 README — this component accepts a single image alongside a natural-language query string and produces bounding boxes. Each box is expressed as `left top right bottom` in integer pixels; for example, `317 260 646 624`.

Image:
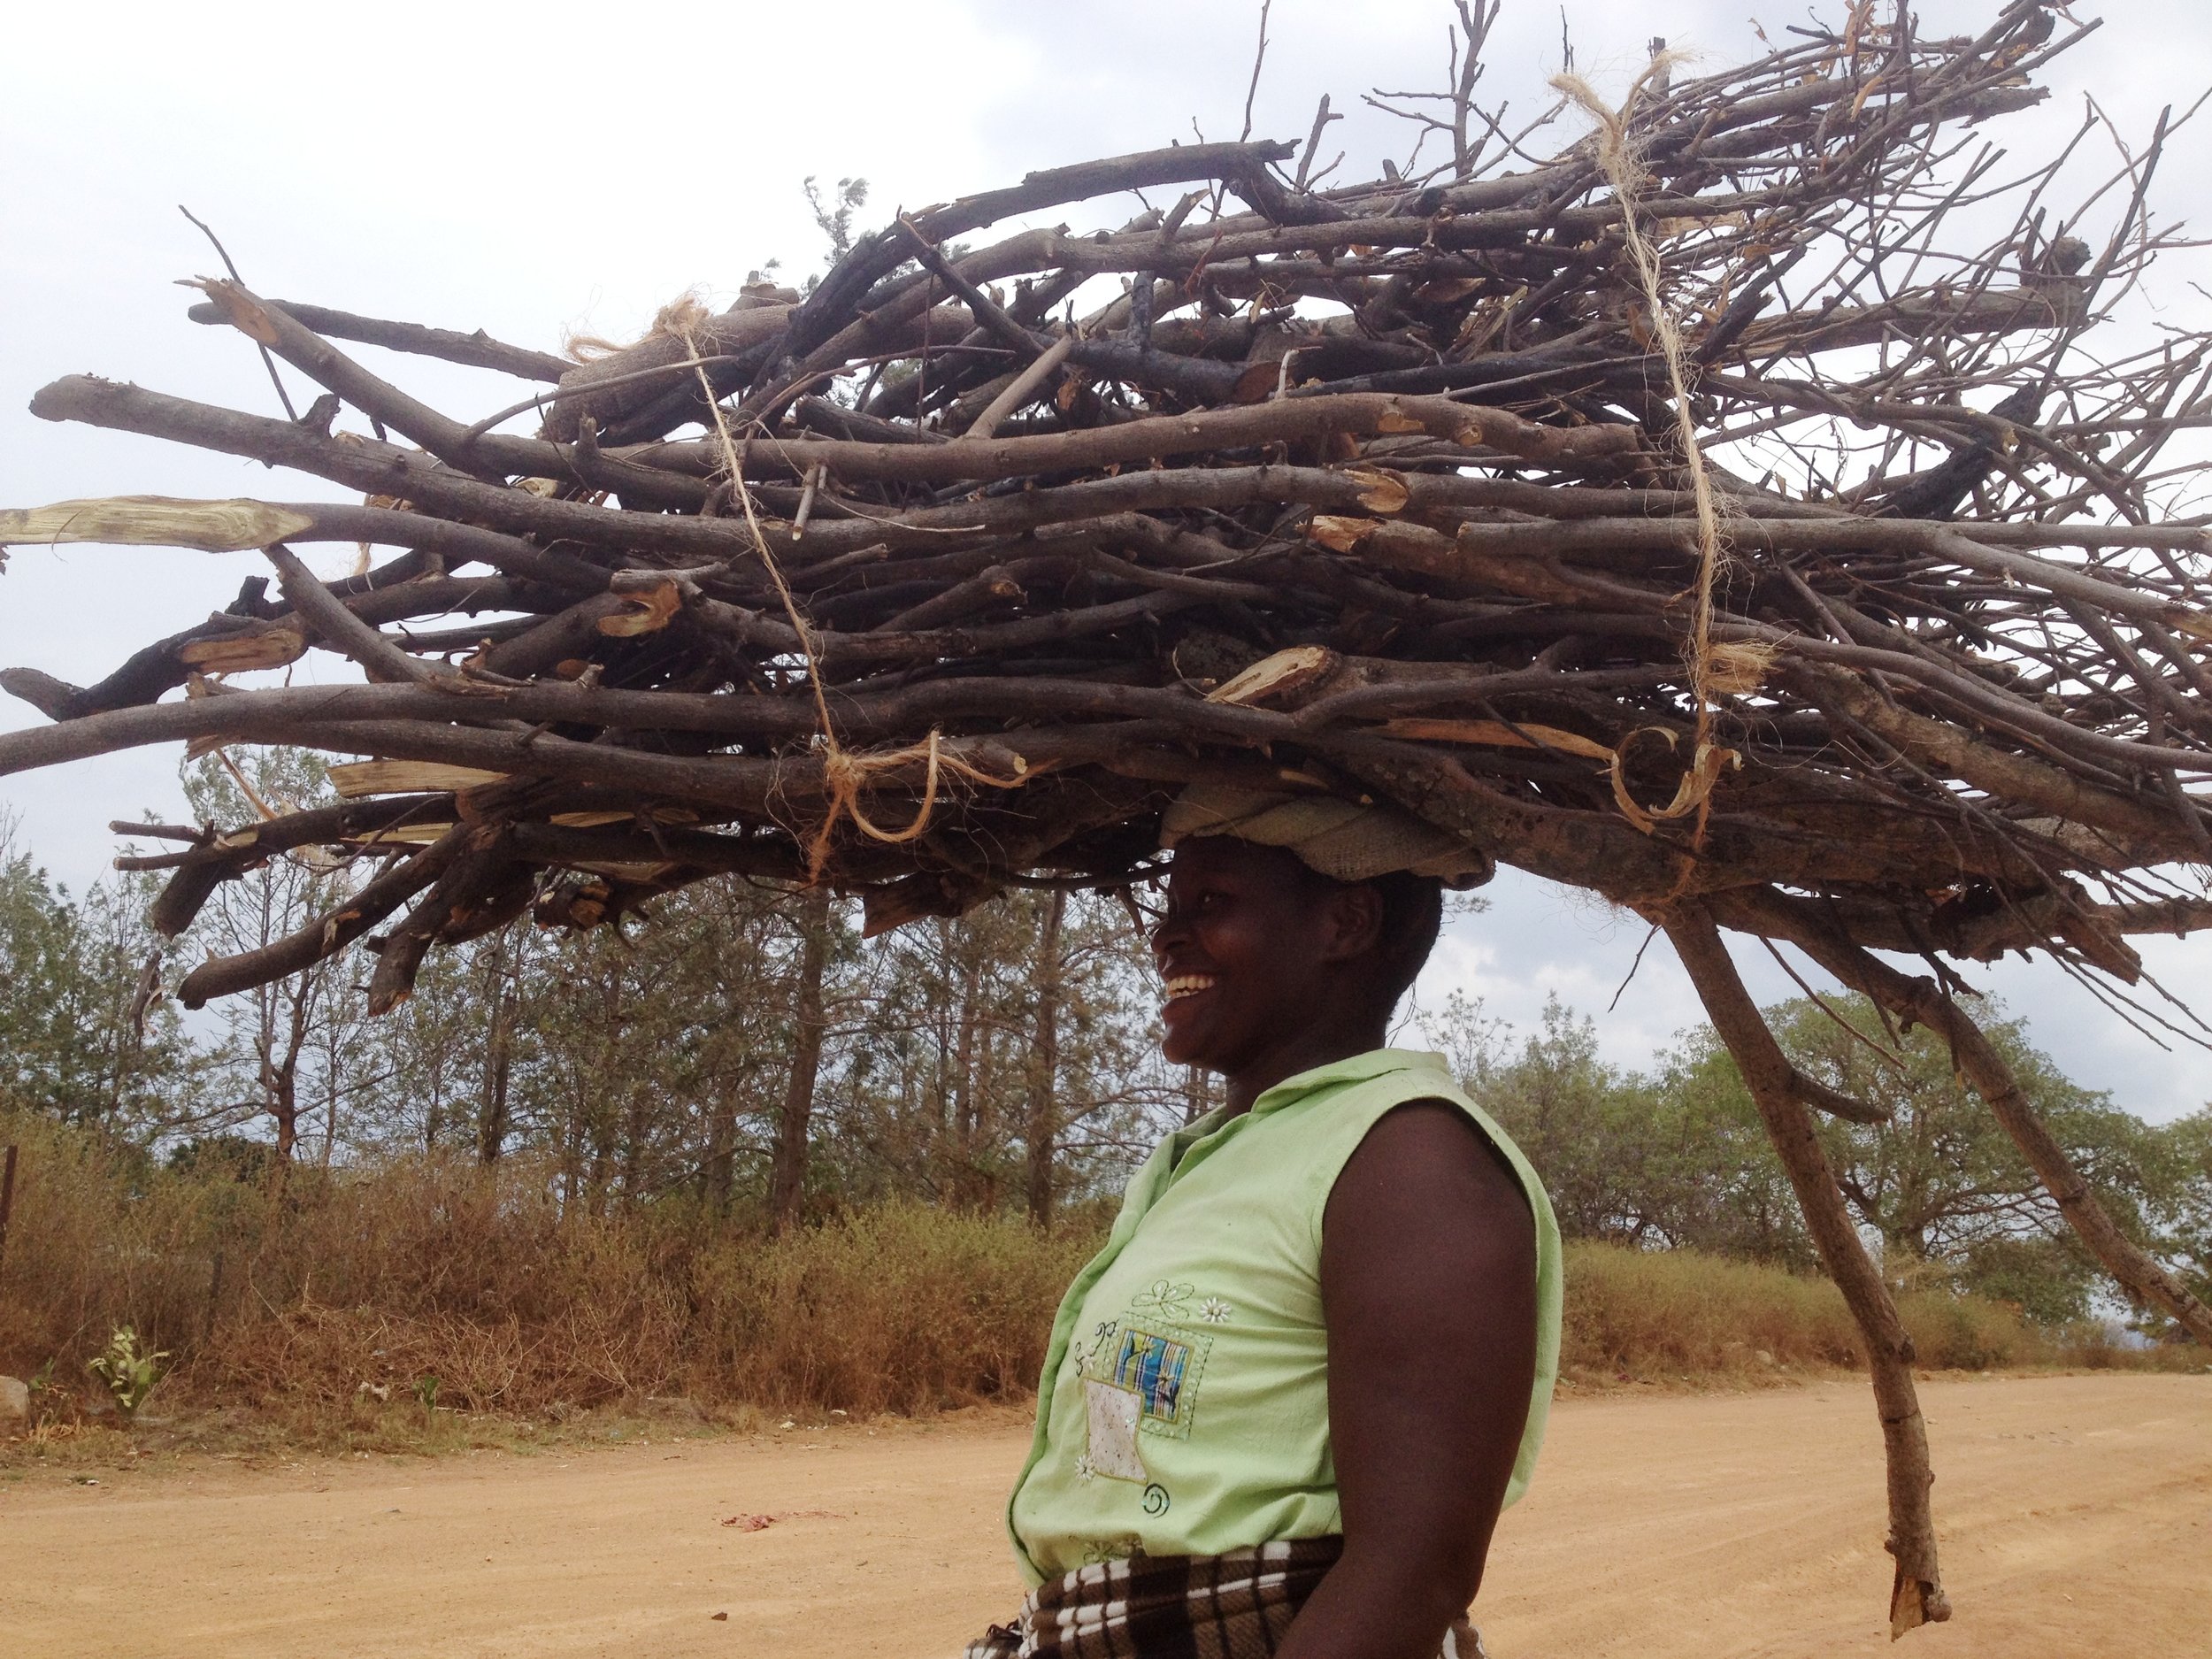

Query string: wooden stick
264 543 456 688
964 334 1076 442
1662 902 1951 1639
185 296 575 381
176 822 474 1006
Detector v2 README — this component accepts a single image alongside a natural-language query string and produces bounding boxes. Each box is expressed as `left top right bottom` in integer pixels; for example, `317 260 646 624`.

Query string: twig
1239 0 1272 145
178 205 299 422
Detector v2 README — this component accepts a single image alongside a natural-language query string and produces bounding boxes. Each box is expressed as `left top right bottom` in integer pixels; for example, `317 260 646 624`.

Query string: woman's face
1148 837 1381 1072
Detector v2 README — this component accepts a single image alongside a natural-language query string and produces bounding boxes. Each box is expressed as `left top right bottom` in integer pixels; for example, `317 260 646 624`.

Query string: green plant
412 1374 440 1411
86 1328 167 1418
23 1358 64 1428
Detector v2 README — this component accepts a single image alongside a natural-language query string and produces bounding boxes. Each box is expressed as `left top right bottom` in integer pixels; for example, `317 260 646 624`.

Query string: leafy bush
87 1328 168 1417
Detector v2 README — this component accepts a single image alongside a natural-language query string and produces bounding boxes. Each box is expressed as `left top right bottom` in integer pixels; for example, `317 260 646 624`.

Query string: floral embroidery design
1074 1453 1097 1483
1128 1279 1195 1324
1198 1297 1233 1325
1079 1535 1146 1566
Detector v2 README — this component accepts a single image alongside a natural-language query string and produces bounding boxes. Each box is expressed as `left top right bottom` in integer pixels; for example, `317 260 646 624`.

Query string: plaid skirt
964 1539 1486 1659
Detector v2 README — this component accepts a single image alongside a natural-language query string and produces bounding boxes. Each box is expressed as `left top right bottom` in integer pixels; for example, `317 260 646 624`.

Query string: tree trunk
703 1085 739 1217
264 979 311 1167
1025 890 1067 1227
618 1079 651 1207
557 1090 586 1215
1663 904 1950 1639
423 1040 446 1154
477 934 516 1165
949 950 983 1209
586 974 622 1214
769 886 833 1233
0 1144 20 1279
270 1064 299 1164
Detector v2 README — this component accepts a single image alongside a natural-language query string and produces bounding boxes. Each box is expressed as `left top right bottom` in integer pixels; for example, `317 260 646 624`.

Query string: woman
976 786 1563 1659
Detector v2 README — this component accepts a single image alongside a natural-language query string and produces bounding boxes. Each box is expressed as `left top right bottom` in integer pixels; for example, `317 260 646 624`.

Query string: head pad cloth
1159 783 1494 887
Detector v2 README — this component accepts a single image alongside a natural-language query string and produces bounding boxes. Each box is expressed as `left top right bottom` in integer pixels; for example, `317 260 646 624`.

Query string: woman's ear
1316 880 1386 964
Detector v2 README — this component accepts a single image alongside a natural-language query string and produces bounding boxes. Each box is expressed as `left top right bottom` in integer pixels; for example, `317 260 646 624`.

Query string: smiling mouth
1162 973 1219 1003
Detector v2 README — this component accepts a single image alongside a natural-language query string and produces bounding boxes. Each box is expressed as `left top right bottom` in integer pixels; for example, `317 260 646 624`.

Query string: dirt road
4 1373 2206 1657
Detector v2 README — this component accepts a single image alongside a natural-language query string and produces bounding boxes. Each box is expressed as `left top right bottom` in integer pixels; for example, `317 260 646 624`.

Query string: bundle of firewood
3 1 2208 1626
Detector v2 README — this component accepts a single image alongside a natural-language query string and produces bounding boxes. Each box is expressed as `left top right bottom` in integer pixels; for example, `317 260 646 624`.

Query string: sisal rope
1555 60 1738 848
676 328 1025 879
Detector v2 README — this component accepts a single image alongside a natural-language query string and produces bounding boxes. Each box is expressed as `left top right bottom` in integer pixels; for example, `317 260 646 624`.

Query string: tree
770 886 834 1232
0 817 189 1131
180 750 370 1166
1672 995 2185 1324
1025 889 1067 1226
1425 987 2188 1315
360 927 540 1163
473 927 531 1165
1433 994 1801 1259
2154 1108 2211 1320
1637 1033 1812 1265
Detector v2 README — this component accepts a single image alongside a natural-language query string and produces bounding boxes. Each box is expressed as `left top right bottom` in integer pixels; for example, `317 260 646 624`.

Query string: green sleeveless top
1006 1048 1562 1585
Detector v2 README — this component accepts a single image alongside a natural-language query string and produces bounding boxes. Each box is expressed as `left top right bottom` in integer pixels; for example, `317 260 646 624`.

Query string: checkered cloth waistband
964 1540 1484 1659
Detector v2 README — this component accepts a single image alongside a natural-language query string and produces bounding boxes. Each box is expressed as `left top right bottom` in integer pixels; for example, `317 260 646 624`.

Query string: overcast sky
3 1 2207 1118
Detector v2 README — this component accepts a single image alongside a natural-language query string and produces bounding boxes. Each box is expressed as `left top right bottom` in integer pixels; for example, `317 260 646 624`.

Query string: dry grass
190 1198 1096 1423
1553 1240 2126 1382
0 1108 2187 1462
0 1107 1097 1448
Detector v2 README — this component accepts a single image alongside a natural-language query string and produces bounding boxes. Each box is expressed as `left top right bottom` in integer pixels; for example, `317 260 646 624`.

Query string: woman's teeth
1163 973 1218 1002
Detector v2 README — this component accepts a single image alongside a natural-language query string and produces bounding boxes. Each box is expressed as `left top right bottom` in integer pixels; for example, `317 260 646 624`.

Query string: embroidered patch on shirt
1078 1310 1213 1459
1083 1378 1148 1480
1109 1326 1194 1423
1079 1318 1214 1479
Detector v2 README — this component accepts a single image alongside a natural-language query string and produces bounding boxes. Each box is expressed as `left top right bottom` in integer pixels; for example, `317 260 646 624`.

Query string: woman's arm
1279 1100 1540 1659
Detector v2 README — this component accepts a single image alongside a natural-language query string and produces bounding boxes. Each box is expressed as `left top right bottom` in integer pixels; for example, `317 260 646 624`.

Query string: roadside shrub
0 1106 2164 1444
1896 1286 2033 1370
1562 1239 1861 1377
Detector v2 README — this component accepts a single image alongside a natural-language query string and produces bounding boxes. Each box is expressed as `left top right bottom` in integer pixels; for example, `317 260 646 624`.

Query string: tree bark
703 1086 739 1217
270 1071 299 1163
0 1144 19 1279
769 887 833 1233
262 978 311 1167
476 933 518 1165
1025 890 1067 1227
949 951 983 1210
1663 903 1950 1639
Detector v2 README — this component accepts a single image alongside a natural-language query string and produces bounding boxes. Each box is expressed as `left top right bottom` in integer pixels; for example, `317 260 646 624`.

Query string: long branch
1662 902 1950 1639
